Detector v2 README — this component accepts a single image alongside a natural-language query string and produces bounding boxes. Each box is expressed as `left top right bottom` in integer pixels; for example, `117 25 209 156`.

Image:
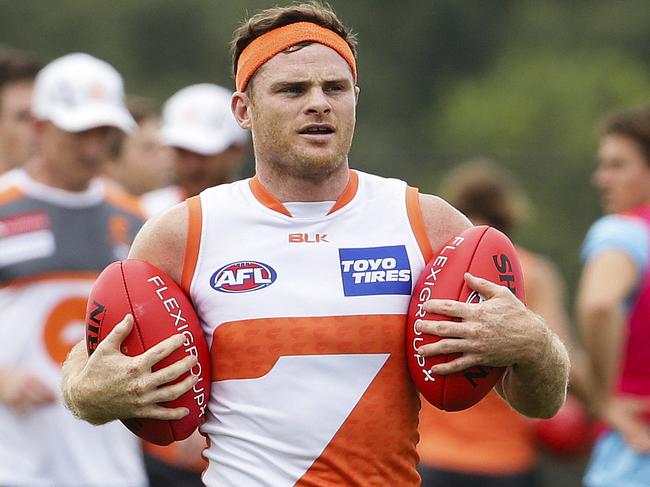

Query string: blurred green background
3 0 650 301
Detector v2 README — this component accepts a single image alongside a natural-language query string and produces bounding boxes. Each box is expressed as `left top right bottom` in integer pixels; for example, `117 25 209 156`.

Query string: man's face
0 80 35 169
244 43 358 182
39 121 118 191
593 133 650 213
172 146 242 197
119 117 172 195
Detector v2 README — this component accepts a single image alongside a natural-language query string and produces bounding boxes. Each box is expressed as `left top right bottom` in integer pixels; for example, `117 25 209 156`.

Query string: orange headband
235 21 357 92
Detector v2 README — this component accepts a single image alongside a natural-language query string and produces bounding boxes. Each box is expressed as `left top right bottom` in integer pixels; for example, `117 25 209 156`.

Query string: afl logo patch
210 261 277 293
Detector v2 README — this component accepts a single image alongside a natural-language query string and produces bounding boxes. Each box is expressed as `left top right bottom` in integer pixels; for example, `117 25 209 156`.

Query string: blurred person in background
140 83 248 218
418 159 589 487
0 46 41 174
0 52 147 486
104 96 173 196
578 104 650 487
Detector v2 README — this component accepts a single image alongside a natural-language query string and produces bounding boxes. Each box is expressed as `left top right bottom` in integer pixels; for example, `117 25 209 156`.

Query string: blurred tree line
2 0 650 305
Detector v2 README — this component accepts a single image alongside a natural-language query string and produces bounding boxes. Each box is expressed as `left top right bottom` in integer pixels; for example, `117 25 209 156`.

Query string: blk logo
288 233 329 243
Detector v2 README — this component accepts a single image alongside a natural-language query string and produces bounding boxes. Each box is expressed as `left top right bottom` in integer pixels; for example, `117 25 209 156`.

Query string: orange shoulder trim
181 196 202 295
328 170 359 214
406 187 434 262
104 185 144 220
249 177 292 217
0 185 24 206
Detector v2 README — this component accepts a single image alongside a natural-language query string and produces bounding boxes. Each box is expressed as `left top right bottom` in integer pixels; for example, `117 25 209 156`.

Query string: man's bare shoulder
418 193 472 251
128 202 188 284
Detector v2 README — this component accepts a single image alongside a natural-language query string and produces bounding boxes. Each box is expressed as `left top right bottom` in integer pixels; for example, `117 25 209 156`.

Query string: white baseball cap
161 83 248 156
32 53 136 133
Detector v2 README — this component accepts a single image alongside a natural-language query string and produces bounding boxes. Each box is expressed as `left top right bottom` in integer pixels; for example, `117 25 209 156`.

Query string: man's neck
24 157 93 192
0 149 15 174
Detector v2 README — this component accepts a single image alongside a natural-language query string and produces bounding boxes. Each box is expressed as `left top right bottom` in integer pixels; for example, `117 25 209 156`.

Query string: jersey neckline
248 169 359 218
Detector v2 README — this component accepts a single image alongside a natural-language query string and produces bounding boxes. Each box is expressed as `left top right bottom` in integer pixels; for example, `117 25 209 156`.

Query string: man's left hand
415 272 548 375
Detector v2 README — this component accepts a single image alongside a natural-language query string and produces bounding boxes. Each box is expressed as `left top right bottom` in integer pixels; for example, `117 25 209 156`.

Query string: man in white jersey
62 3 570 486
140 83 248 218
0 53 147 486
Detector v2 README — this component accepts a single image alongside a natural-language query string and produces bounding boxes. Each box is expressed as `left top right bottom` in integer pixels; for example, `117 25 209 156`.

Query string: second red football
85 259 210 445
405 225 525 411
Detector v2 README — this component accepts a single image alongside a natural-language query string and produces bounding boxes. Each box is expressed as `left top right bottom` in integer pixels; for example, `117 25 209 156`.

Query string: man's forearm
61 341 94 421
499 328 569 418
580 305 624 411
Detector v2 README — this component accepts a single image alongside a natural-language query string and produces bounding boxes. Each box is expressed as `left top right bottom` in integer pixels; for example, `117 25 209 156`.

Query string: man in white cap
140 83 248 218
0 52 147 486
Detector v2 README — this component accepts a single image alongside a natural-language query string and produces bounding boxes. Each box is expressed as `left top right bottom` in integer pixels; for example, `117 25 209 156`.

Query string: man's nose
304 88 331 115
78 127 111 159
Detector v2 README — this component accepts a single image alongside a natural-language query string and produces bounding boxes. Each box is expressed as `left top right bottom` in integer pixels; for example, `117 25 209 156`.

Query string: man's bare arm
417 193 569 418
577 250 634 403
62 203 195 424
0 368 56 414
576 249 650 452
525 254 590 405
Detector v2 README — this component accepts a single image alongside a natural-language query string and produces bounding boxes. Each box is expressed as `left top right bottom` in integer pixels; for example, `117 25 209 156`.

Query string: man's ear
32 117 44 131
354 85 360 105
31 117 46 138
231 92 252 130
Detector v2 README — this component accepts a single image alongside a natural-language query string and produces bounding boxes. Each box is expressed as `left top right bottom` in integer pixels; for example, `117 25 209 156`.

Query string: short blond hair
231 1 357 81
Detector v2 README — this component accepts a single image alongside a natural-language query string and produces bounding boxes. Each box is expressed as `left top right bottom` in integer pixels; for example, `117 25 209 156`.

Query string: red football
85 259 210 445
406 225 525 411
532 395 596 457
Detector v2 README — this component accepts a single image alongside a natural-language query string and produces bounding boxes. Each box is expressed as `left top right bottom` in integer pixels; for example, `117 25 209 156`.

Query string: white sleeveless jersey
185 170 433 486
0 170 147 487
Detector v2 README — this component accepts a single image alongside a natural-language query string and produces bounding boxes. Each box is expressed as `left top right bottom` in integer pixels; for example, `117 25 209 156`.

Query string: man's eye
325 85 343 92
282 86 303 94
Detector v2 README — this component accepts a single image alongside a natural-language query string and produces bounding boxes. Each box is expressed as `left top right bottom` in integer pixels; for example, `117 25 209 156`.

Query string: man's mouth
298 124 335 136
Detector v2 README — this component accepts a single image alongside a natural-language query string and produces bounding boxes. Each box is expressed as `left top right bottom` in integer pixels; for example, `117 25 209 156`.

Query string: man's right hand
601 395 650 453
0 369 57 414
63 313 199 425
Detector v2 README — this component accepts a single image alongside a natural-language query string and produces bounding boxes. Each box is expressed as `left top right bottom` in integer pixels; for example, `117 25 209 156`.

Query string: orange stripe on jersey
406 186 434 262
210 314 420 486
212 314 401 380
249 177 292 217
327 170 359 214
0 271 99 289
104 185 144 219
181 196 202 295
0 185 24 205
